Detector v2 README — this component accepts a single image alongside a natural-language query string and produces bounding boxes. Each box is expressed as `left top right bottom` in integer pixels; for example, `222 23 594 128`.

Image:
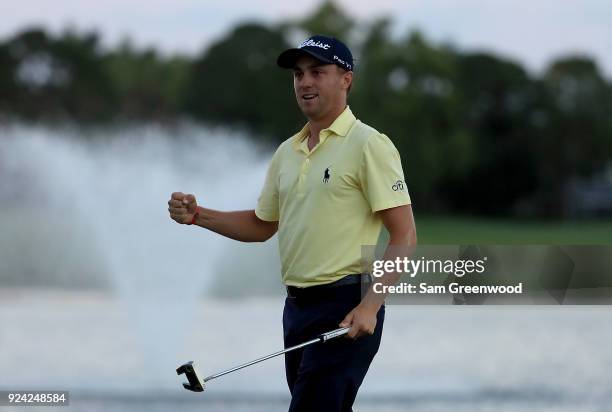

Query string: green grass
415 215 612 244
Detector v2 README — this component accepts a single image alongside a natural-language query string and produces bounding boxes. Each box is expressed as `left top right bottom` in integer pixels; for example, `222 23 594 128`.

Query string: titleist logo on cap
299 39 331 50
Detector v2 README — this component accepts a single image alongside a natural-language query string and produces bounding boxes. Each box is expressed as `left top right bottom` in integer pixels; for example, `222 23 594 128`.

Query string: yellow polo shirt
255 105 411 287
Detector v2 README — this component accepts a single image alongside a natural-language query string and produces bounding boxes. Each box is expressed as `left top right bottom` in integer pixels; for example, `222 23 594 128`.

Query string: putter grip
319 327 350 342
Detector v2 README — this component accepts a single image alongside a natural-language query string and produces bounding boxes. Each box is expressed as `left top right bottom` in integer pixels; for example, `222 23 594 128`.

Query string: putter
176 326 350 392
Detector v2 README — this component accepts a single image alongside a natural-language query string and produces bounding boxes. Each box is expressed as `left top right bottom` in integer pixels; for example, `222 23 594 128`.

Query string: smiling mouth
302 94 318 101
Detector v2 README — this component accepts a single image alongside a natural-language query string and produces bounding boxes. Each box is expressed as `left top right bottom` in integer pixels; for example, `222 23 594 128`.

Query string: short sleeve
359 133 412 212
255 148 281 221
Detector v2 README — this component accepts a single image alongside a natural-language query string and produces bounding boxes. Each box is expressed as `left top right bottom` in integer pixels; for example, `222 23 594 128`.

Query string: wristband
189 206 200 225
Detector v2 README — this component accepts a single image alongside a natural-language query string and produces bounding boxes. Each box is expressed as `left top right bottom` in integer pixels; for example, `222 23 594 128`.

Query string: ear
342 70 353 91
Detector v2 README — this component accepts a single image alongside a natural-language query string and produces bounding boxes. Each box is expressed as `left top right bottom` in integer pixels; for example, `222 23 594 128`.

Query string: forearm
193 208 278 242
340 230 417 339
361 232 417 311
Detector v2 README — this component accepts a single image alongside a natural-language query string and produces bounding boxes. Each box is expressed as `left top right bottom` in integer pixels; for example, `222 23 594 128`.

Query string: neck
307 104 347 142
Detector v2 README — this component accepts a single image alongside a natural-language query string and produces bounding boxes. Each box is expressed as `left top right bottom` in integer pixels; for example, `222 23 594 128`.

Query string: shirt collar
292 105 356 150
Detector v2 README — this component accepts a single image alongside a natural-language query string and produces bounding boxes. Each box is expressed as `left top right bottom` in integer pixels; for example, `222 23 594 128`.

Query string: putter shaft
204 327 349 382
177 327 350 391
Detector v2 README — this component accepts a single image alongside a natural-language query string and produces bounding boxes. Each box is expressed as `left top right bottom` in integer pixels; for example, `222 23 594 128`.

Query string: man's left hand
339 303 379 339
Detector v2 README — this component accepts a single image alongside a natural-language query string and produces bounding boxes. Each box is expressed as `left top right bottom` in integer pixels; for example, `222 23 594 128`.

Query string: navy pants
282 283 385 412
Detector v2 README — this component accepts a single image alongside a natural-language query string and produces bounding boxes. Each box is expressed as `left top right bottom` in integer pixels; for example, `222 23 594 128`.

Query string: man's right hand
168 192 199 224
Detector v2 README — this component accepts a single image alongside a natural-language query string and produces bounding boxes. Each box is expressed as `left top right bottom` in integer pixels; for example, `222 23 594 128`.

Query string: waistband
286 274 372 300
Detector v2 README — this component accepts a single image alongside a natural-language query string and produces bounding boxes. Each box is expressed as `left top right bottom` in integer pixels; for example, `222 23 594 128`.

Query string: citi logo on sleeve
323 167 331 183
392 180 405 191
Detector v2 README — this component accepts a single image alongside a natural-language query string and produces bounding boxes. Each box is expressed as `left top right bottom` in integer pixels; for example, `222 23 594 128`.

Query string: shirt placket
297 131 330 196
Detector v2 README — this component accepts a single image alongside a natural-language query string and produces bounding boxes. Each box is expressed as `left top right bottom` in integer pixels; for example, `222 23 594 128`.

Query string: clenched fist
168 192 199 225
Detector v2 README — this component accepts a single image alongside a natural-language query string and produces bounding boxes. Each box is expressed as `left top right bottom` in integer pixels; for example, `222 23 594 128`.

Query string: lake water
1 289 610 412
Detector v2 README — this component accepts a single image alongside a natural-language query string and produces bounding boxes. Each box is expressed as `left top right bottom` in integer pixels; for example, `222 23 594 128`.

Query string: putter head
176 361 205 392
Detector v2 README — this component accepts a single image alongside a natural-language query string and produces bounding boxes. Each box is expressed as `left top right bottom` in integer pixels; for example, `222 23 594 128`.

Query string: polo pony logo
323 167 331 183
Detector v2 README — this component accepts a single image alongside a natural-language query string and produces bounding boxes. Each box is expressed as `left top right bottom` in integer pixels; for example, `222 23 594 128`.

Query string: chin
300 106 319 118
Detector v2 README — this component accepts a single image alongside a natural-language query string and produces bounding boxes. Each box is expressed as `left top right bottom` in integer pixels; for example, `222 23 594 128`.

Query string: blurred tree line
1 1 611 218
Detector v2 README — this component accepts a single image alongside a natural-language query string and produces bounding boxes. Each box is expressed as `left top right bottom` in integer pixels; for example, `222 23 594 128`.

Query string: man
168 34 417 412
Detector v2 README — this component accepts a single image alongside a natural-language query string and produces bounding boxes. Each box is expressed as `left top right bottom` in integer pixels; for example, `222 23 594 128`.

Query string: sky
1 0 610 78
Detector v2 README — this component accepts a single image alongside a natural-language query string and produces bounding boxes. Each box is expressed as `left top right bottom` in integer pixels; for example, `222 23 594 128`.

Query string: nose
296 73 314 91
